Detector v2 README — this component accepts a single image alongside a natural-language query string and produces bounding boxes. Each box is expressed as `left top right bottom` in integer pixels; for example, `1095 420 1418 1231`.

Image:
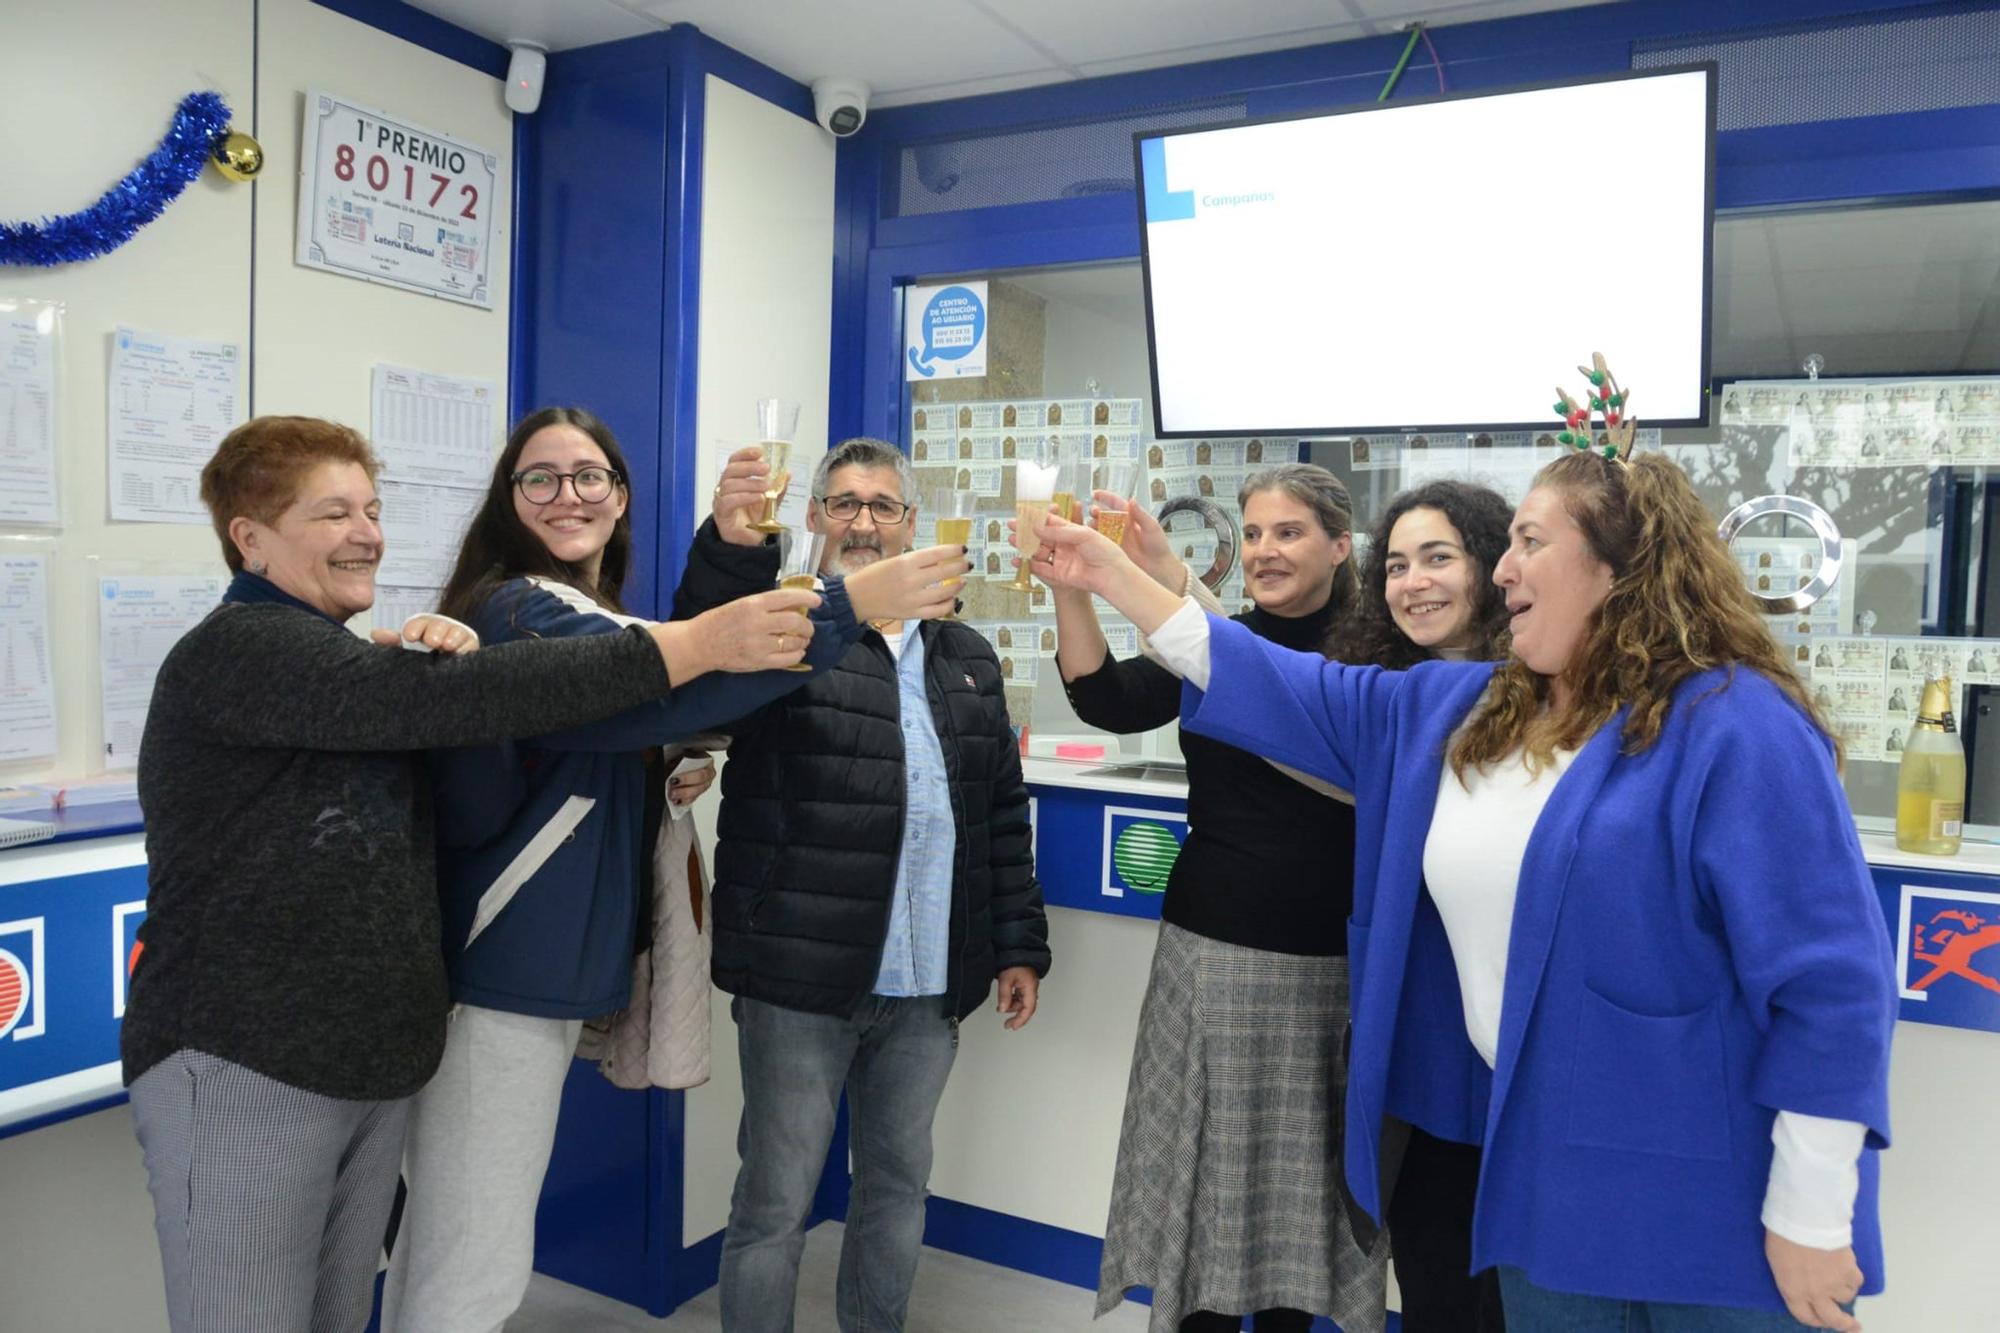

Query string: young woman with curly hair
1338 479 1514 669
1332 477 1515 1332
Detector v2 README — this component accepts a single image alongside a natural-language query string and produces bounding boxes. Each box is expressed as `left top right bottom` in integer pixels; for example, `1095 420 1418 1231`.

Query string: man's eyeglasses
512 465 623 505
818 494 913 524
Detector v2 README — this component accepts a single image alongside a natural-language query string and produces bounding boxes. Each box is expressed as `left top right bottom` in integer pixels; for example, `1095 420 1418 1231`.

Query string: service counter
1023 756 2000 1030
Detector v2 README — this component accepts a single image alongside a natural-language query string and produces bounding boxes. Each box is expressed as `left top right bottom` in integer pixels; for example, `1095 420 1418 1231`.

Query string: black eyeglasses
818 493 913 524
511 465 623 505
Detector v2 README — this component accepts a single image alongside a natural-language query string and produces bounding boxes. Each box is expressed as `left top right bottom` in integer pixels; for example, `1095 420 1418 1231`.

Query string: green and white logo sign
1103 807 1187 897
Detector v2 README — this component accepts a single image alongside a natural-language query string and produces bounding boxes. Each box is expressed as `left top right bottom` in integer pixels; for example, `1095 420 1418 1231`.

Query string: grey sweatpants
379 1004 584 1333
128 1049 411 1333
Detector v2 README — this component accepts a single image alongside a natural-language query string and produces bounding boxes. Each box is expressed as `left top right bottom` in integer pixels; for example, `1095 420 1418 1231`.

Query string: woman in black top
1060 464 1381 1333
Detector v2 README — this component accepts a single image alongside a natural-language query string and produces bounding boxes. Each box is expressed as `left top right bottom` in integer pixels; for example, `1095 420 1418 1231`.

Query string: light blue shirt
872 625 957 997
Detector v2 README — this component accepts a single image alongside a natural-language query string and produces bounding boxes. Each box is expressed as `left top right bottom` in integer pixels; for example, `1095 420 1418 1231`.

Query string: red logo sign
1908 907 2000 996
0 946 30 1041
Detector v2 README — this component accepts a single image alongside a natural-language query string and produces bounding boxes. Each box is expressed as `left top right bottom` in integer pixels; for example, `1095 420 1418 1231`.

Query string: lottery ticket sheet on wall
1720 378 2000 468
1807 636 2000 764
908 396 1304 667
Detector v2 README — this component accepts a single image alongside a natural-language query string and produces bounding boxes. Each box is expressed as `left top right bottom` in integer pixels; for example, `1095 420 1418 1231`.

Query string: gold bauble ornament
211 131 264 182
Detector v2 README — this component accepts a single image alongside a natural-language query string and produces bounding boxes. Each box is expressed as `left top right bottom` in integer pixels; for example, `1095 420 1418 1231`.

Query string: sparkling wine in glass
1008 443 1060 593
751 398 800 533
1049 438 1092 528
932 490 977 618
1091 459 1140 546
774 529 827 671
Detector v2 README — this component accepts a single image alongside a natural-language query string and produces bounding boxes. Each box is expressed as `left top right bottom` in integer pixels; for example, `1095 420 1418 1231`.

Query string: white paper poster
296 89 498 308
0 299 61 526
904 281 988 381
377 480 482 589
370 364 499 490
97 575 223 770
108 326 243 524
0 555 56 762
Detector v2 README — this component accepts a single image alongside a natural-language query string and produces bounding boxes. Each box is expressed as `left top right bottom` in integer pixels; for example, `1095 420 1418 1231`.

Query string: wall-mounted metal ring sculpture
1155 496 1240 591
1715 494 1841 614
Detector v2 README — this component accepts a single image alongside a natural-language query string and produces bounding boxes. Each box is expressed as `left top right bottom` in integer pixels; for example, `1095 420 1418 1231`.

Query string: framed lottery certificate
295 89 497 309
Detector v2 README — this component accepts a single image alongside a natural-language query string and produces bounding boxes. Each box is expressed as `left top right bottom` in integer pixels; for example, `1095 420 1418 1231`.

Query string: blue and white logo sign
904 281 988 381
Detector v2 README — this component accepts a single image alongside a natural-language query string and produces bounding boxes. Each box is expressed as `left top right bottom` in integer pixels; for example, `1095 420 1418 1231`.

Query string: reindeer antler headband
1552 352 1636 462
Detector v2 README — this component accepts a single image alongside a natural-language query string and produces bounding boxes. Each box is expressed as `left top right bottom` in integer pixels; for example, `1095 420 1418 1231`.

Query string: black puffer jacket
675 521 1050 1020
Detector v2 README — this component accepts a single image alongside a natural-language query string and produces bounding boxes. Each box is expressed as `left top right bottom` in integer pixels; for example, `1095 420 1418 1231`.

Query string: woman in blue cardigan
1030 433 1896 1331
383 408 966 1331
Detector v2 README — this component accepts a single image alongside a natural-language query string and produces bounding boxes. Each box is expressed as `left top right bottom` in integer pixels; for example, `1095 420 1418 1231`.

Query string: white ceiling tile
875 70 1080 109
1074 25 1381 81
976 0 1367 67
1350 0 1605 27
406 0 658 51
624 0 1052 92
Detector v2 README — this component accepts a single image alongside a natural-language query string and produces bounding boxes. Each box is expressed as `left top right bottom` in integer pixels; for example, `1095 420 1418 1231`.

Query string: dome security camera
812 78 870 137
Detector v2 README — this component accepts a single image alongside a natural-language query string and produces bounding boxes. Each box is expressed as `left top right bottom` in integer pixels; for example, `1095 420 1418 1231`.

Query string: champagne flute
1050 438 1089 527
1007 440 1060 593
932 490 977 619
751 397 800 533
1090 459 1140 545
774 530 827 672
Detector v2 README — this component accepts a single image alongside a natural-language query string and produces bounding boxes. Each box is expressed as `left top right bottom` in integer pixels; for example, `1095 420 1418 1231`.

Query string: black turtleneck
1061 598 1355 956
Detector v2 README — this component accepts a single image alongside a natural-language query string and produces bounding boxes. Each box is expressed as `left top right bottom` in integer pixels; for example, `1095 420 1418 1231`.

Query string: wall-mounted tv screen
1134 65 1715 437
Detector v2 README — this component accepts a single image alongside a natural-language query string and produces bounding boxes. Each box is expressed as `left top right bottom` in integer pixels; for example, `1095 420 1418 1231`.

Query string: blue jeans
1499 1267 1849 1331
718 995 958 1333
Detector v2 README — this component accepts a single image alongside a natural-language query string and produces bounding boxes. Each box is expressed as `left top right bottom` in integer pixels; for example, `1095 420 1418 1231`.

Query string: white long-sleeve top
1147 596 1865 1248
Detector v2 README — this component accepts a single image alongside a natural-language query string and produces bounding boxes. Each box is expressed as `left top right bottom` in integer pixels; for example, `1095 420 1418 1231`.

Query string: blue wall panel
513 34 677 616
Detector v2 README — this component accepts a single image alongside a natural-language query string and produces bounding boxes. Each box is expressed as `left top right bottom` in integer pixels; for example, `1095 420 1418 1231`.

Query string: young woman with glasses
383 407 966 1329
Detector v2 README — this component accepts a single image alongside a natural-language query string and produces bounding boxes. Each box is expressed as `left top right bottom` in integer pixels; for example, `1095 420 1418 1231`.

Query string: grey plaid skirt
1096 922 1388 1333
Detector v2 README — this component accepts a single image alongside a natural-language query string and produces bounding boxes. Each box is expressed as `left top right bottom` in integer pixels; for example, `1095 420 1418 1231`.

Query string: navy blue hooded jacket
430 575 866 1018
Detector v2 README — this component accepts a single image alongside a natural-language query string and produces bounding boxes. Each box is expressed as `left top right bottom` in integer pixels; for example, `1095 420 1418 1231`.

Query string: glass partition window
903 264 1317 766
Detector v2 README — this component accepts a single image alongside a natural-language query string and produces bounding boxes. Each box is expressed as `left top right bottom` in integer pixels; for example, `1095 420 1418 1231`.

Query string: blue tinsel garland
0 91 232 268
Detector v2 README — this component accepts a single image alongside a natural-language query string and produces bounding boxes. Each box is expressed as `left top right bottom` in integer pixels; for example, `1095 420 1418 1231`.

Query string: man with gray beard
674 436 1051 1333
